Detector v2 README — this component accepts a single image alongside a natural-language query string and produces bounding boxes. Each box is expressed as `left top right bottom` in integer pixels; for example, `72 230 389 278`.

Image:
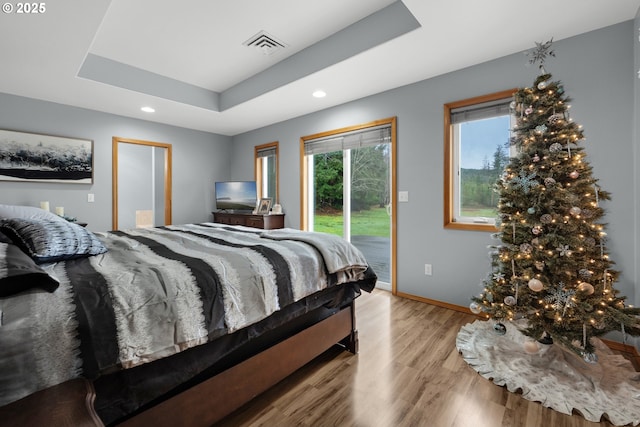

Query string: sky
460 115 511 169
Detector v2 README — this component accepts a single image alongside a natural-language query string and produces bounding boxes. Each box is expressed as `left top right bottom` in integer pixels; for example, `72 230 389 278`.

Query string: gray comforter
0 223 376 407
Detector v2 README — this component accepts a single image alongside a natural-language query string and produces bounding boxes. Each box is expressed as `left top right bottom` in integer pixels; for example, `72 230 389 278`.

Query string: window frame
254 141 279 203
444 89 516 231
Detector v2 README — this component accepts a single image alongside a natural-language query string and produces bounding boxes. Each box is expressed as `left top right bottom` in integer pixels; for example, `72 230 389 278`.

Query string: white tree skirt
456 320 640 426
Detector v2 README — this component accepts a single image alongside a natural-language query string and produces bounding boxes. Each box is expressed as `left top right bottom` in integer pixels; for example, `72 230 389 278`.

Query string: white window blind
256 146 276 158
304 124 391 155
450 98 511 124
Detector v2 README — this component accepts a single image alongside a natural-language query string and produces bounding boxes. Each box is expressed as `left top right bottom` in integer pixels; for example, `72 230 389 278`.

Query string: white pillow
0 204 66 222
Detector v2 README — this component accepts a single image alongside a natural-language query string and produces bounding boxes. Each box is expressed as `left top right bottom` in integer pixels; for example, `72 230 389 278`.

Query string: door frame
112 137 172 230
299 117 397 293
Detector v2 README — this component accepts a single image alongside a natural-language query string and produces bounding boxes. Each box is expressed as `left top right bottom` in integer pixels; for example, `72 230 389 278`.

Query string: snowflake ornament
556 244 571 256
544 283 576 315
526 38 556 67
510 170 538 194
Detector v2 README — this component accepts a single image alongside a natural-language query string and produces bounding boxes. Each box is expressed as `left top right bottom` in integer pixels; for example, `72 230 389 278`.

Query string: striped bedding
0 223 377 407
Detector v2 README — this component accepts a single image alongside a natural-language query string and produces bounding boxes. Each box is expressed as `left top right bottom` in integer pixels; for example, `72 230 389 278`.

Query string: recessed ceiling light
141 106 155 113
312 90 326 98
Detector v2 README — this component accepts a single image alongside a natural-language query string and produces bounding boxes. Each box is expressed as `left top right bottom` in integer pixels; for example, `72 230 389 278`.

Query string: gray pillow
0 204 67 222
0 218 107 264
0 231 59 296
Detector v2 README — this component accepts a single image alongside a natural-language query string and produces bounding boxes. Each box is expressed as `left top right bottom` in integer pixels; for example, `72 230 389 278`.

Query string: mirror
112 137 172 230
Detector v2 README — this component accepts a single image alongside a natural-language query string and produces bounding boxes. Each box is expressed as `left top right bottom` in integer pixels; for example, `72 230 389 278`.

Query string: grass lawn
314 207 390 237
461 207 497 218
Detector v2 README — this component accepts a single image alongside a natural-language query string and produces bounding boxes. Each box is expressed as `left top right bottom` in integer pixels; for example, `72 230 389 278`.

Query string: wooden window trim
443 89 516 232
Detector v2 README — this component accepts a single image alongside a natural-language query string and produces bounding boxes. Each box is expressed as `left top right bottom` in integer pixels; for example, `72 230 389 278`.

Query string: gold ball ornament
523 340 539 353
577 282 595 295
528 278 544 292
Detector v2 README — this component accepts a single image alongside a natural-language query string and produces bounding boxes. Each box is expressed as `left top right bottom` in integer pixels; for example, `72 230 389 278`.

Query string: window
255 141 278 203
444 89 516 231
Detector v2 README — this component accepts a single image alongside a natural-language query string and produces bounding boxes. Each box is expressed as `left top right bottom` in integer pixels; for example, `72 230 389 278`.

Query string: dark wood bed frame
0 302 358 427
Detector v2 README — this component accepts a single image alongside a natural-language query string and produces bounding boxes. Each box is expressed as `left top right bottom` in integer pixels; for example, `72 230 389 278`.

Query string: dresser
212 212 285 230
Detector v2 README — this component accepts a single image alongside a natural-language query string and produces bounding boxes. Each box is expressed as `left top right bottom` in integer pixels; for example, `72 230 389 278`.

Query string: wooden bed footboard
0 302 358 427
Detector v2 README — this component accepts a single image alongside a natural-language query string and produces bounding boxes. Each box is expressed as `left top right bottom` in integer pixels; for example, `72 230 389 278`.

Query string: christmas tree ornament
535 261 545 271
510 100 516 109
493 323 507 335
528 278 544 291
532 153 540 162
531 225 542 235
549 143 563 152
469 302 482 314
538 333 553 345
544 177 556 187
526 38 555 66
582 352 598 364
520 243 533 254
540 214 552 224
510 170 539 193
548 113 563 124
577 282 595 294
537 80 548 90
504 296 516 306
527 207 536 214
579 268 592 279
535 124 547 133
523 340 539 353
569 207 581 216
569 170 579 179
525 106 533 115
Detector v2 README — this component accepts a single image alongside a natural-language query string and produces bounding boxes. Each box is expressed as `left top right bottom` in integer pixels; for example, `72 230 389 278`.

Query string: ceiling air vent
243 31 287 56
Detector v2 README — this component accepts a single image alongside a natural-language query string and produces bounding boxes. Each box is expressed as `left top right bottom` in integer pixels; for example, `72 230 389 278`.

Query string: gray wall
0 93 231 231
230 22 639 314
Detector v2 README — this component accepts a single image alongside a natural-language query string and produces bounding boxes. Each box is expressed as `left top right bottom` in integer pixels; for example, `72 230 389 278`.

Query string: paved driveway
351 235 390 283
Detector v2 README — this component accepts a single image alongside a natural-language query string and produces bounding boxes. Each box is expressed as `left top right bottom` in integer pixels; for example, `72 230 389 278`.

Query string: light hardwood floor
216 289 629 427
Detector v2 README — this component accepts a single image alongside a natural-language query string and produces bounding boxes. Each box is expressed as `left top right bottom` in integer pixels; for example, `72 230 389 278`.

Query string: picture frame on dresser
257 198 272 215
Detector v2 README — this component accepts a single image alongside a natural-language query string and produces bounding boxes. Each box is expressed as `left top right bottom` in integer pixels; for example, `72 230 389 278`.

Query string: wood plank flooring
215 289 629 427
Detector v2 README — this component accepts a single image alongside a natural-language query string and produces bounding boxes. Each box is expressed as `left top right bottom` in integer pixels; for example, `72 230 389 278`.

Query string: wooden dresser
212 212 285 230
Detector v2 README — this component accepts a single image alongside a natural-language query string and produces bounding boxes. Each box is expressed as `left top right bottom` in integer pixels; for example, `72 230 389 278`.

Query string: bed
0 205 377 426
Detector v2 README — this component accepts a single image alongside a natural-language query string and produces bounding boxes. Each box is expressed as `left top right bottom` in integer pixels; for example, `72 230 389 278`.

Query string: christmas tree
470 40 640 361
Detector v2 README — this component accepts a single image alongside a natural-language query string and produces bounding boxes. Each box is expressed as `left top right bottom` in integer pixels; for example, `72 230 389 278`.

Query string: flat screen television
215 181 257 211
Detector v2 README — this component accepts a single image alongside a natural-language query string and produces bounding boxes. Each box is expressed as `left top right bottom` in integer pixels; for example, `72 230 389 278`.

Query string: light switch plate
399 191 409 202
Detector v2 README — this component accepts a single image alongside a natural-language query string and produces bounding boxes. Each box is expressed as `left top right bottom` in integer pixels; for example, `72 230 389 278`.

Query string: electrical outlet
88 193 95 203
424 264 432 276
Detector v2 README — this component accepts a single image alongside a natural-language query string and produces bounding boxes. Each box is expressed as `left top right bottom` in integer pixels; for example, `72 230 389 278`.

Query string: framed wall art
0 129 93 184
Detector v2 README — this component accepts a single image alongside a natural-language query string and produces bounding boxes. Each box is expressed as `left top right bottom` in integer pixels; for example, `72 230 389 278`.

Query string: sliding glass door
302 121 394 289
